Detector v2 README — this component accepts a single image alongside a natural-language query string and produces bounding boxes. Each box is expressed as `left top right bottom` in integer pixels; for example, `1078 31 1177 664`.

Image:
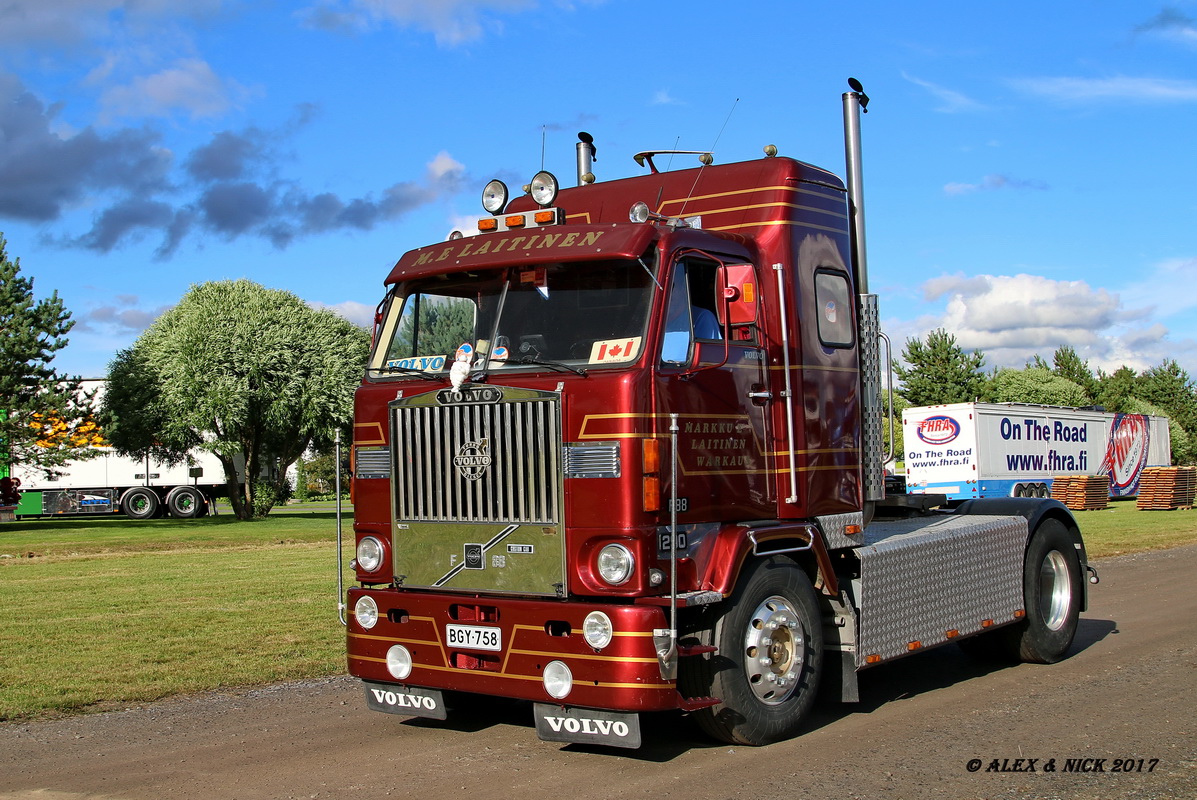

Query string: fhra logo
916 415 961 445
1103 414 1150 495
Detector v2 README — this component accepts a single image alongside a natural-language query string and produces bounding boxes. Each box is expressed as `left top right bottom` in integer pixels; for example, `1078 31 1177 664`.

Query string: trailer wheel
122 487 160 520
682 556 823 745
166 486 204 519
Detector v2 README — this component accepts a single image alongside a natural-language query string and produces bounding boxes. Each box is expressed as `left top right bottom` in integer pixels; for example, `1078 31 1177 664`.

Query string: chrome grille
392 394 561 523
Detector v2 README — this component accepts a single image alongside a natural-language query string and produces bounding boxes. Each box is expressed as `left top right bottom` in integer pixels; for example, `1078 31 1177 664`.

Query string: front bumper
346 587 679 712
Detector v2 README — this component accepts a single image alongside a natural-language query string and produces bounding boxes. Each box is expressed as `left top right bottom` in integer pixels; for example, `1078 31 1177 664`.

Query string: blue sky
3 1 1196 380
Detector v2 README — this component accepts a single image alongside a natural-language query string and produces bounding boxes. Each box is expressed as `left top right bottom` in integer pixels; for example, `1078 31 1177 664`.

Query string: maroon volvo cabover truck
342 80 1095 748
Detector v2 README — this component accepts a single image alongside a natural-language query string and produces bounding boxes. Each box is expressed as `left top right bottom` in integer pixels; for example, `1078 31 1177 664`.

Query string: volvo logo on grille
437 386 502 405
454 439 492 480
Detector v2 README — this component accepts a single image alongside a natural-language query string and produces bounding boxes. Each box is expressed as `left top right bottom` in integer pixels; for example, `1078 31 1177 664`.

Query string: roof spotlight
482 179 509 215
529 171 559 208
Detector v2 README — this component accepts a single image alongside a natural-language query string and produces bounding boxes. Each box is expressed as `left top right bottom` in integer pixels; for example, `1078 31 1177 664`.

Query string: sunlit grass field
1 499 1193 720
0 504 354 720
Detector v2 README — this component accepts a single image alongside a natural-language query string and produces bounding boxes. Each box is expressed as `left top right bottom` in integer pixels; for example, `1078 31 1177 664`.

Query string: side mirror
716 264 757 326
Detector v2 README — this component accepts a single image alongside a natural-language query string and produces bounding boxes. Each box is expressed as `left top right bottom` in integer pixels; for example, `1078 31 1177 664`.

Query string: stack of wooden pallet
1051 475 1109 510
1136 466 1197 510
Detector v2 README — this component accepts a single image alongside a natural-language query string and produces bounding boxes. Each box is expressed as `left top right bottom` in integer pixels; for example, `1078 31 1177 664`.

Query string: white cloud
1011 75 1197 104
0 1 225 46
1118 257 1197 321
944 174 1047 196
99 58 251 121
311 300 375 329
652 90 682 106
898 271 1197 375
300 0 540 45
1134 8 1197 48
901 72 985 113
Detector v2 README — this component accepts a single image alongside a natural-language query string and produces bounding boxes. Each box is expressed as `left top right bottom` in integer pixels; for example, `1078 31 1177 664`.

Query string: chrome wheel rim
1039 550 1072 631
743 595 805 704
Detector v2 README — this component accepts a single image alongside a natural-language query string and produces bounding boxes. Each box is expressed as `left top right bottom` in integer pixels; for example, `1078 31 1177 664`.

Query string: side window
661 267 695 364
814 269 854 348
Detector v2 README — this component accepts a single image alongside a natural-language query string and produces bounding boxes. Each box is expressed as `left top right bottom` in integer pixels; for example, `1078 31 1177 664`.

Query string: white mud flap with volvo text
533 704 642 748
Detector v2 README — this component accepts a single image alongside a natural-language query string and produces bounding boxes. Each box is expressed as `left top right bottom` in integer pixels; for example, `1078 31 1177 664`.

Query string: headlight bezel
596 543 635 586
356 536 384 573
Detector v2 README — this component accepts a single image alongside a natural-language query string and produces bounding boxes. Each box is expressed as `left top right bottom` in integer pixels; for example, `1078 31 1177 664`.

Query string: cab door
654 254 773 522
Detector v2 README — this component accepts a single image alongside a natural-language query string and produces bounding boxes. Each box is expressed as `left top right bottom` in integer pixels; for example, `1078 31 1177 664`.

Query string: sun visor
385 224 657 285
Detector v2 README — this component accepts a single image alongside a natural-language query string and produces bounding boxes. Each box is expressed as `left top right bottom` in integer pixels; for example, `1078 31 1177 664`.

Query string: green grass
1066 498 1197 558
0 504 354 721
1 499 1194 721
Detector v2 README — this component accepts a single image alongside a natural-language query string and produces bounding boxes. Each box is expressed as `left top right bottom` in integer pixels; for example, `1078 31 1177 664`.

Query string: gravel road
3 544 1195 800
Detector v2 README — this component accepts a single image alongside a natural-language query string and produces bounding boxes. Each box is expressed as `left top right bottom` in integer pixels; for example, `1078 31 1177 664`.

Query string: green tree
1096 366 1138 412
102 280 369 519
1135 360 1197 432
894 329 986 407
987 366 1090 407
0 236 96 481
1051 346 1098 403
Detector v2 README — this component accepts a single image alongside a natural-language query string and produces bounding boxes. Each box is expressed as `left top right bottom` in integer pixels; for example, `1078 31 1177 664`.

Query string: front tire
121 487 160 520
682 556 823 745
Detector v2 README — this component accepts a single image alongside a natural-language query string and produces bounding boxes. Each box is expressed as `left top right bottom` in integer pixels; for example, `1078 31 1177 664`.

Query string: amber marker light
865 654 882 665
505 214 527 229
534 210 557 225
981 618 995 628
478 218 499 232
945 629 960 639
907 641 922 651
642 476 661 512
1013 609 1026 618
643 438 661 473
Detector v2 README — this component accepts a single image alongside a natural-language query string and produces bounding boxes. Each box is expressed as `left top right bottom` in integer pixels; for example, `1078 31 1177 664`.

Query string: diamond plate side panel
857 514 1027 664
818 511 865 550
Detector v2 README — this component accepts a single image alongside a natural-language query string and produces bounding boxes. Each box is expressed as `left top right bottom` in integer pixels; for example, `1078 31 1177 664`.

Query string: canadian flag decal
589 337 642 364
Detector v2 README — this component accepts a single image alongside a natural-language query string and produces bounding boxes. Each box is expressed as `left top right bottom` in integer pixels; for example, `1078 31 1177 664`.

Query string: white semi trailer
903 402 1170 502
7 381 229 520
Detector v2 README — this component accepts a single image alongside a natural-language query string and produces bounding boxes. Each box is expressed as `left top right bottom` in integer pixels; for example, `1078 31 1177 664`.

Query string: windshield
369 255 658 377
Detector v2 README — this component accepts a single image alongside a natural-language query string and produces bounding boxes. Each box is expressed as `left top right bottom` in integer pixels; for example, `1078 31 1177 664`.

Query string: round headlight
386 645 413 680
629 201 650 223
356 536 384 573
543 660 573 699
482 179 508 214
354 595 379 630
597 543 634 586
529 170 559 207
582 611 613 650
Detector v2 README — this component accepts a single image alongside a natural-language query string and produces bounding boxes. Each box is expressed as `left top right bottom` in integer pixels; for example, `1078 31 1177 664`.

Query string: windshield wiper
514 355 588 377
372 365 446 381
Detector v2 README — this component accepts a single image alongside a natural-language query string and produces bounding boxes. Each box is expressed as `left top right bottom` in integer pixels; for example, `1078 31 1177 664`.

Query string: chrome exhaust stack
576 132 596 185
843 78 885 507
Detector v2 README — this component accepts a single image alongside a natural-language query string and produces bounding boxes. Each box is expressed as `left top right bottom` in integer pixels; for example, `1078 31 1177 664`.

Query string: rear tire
958 518 1081 664
122 487 160 520
166 486 204 519
681 556 823 745
1011 518 1082 663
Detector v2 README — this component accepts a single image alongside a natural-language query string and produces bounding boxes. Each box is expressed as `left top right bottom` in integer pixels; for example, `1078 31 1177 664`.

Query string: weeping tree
102 280 369 519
